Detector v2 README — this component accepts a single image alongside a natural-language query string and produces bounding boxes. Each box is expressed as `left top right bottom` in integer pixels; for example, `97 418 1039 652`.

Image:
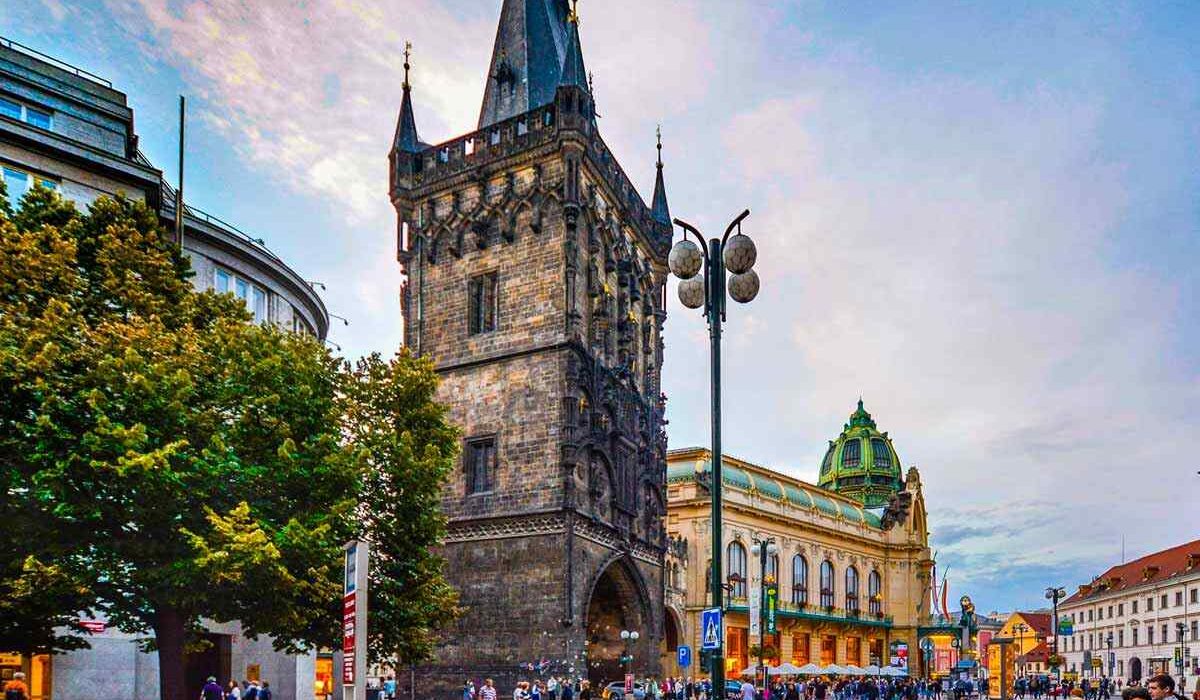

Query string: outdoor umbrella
864 665 882 676
796 663 824 675
883 666 908 677
843 665 866 675
771 663 804 675
823 664 850 675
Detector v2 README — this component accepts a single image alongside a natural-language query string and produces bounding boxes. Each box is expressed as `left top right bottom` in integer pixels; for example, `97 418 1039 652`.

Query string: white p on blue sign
678 645 692 668
701 608 722 651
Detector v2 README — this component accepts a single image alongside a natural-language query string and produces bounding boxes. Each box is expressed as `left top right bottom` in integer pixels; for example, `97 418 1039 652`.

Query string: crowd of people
198 675 274 700
451 672 1200 700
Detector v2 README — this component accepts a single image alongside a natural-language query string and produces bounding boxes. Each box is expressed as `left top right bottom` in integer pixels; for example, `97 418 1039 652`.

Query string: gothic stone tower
389 1 672 691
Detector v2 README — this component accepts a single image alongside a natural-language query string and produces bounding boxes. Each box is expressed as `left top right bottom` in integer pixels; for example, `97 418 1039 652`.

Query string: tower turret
651 126 670 225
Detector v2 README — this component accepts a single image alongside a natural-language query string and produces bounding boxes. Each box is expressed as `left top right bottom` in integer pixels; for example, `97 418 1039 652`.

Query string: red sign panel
342 591 356 684
625 674 634 693
78 620 106 634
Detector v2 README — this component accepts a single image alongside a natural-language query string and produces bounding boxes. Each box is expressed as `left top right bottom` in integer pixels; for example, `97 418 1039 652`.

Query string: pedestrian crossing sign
701 607 722 651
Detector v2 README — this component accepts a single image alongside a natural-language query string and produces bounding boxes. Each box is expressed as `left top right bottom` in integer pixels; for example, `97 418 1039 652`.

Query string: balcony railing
726 598 894 628
1 36 113 88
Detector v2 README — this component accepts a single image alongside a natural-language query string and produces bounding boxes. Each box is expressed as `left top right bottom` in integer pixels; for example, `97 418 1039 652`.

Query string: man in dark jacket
201 677 223 700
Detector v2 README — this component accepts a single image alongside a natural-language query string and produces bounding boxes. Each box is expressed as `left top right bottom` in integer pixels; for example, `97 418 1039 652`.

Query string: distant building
0 36 328 700
1058 538 1200 685
663 401 933 679
986 612 1054 696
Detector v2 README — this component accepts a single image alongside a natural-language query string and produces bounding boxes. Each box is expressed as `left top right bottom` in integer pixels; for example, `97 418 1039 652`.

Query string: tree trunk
154 606 189 700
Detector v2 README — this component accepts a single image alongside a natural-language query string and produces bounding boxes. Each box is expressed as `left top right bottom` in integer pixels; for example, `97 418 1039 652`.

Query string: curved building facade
0 36 327 340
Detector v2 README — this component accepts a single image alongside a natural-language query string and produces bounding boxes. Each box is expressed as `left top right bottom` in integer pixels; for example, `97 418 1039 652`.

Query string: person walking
200 676 223 700
226 680 242 700
2 672 28 700
259 682 272 700
480 679 499 700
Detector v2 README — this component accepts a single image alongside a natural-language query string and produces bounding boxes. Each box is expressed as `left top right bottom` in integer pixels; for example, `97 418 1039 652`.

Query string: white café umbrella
823 664 850 675
843 665 866 675
883 666 908 677
864 665 883 676
796 663 824 676
771 663 804 675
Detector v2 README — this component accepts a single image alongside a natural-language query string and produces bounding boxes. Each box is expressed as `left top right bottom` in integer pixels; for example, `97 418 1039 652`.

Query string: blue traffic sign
678 645 692 668
701 608 723 651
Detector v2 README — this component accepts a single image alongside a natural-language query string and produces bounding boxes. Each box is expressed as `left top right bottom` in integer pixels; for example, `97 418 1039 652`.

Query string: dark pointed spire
651 125 671 225
393 41 421 153
559 0 588 91
479 0 573 129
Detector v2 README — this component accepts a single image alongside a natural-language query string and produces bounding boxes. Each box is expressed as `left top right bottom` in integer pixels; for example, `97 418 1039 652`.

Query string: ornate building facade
389 0 671 691
664 402 933 679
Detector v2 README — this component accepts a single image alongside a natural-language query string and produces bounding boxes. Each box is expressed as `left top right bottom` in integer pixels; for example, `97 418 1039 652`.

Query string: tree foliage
0 186 459 698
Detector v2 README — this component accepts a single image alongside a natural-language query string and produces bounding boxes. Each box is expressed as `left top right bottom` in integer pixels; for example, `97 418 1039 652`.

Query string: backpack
6 689 27 700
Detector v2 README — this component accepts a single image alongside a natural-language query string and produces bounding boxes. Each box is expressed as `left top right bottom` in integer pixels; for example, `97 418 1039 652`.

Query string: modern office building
1 35 329 700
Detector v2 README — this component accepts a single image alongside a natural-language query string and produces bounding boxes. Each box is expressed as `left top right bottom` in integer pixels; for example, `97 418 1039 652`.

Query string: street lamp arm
721 209 751 245
673 217 709 256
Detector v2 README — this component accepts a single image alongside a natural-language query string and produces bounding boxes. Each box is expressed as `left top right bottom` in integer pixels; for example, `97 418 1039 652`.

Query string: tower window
842 439 861 468
871 438 891 468
468 271 498 335
465 437 496 494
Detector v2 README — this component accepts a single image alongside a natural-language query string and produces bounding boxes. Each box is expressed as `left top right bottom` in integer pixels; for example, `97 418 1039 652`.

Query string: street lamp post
619 630 640 679
1014 624 1028 680
669 209 760 697
1046 587 1066 680
1105 632 1113 684
1177 622 1187 693
754 537 779 689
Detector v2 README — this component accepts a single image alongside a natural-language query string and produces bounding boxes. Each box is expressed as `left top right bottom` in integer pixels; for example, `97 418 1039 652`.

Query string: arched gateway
585 558 652 686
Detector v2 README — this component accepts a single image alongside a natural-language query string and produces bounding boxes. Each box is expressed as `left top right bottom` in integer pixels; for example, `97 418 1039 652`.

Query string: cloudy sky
7 0 1198 612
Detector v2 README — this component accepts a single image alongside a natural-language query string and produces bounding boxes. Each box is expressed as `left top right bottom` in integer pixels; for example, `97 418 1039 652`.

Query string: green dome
817 399 903 508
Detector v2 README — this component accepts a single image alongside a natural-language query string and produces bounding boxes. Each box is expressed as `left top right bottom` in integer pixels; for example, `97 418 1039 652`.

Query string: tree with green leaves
0 185 459 700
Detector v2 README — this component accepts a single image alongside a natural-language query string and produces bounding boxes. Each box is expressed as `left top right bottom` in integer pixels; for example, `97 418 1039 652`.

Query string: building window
1147 627 1153 645
846 566 860 613
821 446 835 474
871 438 891 468
1118 660 1124 677
1132 600 1138 614
0 96 53 130
791 555 808 605
727 541 748 599
1133 628 1138 646
1118 629 1124 647
465 437 496 494
1161 624 1168 643
213 267 269 323
1192 588 1198 604
1191 620 1198 641
468 271 498 335
1097 608 1103 620
1088 609 1094 621
1174 591 1182 607
1161 594 1169 608
766 553 779 583
1118 603 1124 616
791 633 810 665
1147 597 1154 611
819 560 835 608
842 439 861 468
2 165 59 208
868 570 882 615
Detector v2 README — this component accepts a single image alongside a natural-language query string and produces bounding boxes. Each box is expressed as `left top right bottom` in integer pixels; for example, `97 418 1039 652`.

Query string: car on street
603 681 646 699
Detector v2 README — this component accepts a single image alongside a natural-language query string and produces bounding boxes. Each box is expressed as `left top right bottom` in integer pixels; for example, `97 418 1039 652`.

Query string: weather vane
403 41 412 88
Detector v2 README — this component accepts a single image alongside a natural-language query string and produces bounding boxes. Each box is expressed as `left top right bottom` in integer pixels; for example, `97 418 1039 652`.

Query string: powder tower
389 0 672 690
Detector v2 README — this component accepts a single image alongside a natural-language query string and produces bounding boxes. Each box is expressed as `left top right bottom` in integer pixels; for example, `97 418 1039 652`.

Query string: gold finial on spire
403 41 412 89
568 0 580 24
656 124 663 167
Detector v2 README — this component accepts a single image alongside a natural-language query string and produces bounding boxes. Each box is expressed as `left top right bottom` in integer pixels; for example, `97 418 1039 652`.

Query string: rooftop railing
158 177 284 266
0 36 113 89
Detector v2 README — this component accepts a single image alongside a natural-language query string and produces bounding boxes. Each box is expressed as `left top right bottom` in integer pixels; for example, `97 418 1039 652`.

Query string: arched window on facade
767 554 779 582
842 439 861 468
846 566 860 612
820 560 835 608
868 570 883 615
728 541 748 598
791 555 809 605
